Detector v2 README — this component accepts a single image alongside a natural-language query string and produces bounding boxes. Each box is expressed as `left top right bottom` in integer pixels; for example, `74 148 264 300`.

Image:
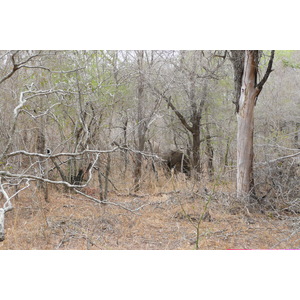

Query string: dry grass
0 175 299 250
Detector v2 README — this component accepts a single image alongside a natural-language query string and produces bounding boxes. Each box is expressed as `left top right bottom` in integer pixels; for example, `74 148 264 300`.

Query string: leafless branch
1 153 100 188
20 65 86 73
148 84 193 132
256 50 275 92
0 51 41 85
73 189 148 214
257 151 300 165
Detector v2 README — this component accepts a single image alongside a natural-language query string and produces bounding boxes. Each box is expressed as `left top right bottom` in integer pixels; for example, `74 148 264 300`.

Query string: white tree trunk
236 51 259 198
232 50 274 200
0 208 5 241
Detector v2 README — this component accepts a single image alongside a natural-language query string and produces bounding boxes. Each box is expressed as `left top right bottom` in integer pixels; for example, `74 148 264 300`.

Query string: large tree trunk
236 100 256 197
236 51 259 198
232 50 275 199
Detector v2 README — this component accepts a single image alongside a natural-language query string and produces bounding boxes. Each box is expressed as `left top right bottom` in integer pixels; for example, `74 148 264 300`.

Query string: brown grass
0 175 299 250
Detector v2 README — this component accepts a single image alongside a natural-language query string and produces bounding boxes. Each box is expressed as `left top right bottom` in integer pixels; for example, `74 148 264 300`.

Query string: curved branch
165 96 193 132
149 85 193 132
0 51 40 85
256 50 275 91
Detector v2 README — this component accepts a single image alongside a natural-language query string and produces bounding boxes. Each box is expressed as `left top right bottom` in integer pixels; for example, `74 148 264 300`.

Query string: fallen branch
257 151 300 165
73 188 149 214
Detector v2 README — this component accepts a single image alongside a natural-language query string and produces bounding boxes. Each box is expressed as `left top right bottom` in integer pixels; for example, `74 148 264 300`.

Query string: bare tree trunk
191 126 201 174
294 122 300 148
237 108 255 196
97 158 104 202
235 50 274 198
236 51 258 198
104 153 111 199
122 117 129 176
223 136 232 173
204 108 214 179
0 208 4 241
134 51 146 191
37 126 49 202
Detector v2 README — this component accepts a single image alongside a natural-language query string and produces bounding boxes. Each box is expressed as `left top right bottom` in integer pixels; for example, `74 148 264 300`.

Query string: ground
1 177 299 250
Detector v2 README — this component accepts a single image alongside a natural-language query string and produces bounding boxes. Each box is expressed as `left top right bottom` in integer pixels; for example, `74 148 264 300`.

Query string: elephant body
162 150 190 176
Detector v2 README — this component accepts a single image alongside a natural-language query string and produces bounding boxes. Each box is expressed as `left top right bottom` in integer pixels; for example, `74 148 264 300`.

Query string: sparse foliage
0 50 299 248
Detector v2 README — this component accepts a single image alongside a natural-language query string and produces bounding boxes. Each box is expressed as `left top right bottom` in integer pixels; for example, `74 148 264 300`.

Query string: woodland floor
0 175 300 250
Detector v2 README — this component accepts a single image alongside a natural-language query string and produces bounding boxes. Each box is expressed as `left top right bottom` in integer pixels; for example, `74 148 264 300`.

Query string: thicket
0 50 299 243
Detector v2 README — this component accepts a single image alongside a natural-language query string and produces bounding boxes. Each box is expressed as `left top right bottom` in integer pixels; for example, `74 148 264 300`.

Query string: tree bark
37 125 49 202
134 51 146 191
236 50 274 198
0 208 5 241
236 51 258 198
204 107 214 179
229 51 245 113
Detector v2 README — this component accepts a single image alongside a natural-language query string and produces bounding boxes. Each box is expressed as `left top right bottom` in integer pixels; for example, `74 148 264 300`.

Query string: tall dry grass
1 170 299 250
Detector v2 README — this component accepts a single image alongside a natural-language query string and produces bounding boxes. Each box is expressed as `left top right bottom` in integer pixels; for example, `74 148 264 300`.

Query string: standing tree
133 50 146 191
230 50 275 199
150 50 225 176
132 51 162 191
